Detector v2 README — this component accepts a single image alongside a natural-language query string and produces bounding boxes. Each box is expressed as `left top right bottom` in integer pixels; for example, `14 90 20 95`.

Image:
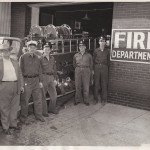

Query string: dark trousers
20 77 43 119
94 64 108 102
0 82 19 130
75 67 91 103
42 75 57 113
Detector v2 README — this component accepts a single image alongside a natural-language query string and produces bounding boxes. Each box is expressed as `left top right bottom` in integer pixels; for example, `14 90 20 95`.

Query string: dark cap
43 43 50 48
79 40 86 46
99 36 106 42
43 42 53 49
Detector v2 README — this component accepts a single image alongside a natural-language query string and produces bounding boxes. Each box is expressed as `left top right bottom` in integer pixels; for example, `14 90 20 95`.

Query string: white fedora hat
0 43 13 51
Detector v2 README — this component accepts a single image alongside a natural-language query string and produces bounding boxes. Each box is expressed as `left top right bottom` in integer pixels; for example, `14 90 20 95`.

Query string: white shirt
2 58 17 81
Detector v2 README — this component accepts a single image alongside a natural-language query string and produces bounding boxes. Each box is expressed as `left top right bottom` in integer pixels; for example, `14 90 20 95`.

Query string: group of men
0 41 58 135
0 36 109 135
73 36 109 106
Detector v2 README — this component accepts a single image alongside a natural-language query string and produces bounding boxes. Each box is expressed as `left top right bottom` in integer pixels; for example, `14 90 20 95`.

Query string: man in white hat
19 40 45 123
0 43 24 135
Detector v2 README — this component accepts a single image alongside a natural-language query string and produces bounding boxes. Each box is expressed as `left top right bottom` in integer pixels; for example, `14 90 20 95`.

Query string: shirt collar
79 52 86 55
43 54 52 60
98 48 105 52
3 57 11 61
28 53 35 57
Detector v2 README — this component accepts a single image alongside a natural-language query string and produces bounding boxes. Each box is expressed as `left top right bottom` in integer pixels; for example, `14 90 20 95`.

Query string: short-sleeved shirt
93 48 110 66
73 52 93 70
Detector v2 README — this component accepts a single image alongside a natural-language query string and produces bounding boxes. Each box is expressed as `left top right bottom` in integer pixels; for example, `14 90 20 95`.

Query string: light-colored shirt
2 58 17 81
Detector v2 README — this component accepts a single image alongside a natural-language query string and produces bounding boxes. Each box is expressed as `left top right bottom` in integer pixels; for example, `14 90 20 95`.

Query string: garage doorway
39 2 113 37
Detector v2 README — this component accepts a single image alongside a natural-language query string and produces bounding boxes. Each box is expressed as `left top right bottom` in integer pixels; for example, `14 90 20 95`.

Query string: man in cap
0 43 24 135
73 40 93 105
19 40 45 123
93 36 110 105
22 46 28 54
40 43 58 115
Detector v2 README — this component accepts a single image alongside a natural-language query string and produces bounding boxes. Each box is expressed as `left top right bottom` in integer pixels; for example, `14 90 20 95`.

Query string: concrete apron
0 95 150 146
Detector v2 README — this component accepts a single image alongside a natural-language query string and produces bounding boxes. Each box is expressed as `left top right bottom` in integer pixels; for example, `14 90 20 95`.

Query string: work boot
9 125 22 131
3 129 11 135
84 102 90 106
43 114 49 117
74 101 80 105
101 101 106 106
48 109 59 114
93 99 98 105
36 116 45 122
19 116 27 124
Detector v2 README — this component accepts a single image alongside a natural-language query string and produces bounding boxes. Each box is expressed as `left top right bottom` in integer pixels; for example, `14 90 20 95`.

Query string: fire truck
24 24 111 105
0 24 110 106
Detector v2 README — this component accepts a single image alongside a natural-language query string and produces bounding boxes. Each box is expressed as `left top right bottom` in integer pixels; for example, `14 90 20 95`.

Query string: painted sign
111 29 150 64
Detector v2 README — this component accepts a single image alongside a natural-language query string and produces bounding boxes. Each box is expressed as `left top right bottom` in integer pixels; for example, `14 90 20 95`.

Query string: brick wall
11 2 31 39
108 2 150 110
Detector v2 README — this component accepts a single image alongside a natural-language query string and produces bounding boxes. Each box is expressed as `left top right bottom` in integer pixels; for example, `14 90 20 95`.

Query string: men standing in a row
19 40 45 123
0 43 24 135
93 36 109 105
40 43 59 115
73 41 93 105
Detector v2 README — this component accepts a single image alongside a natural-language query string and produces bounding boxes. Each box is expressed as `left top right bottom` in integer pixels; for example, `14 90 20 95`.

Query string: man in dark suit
0 43 24 135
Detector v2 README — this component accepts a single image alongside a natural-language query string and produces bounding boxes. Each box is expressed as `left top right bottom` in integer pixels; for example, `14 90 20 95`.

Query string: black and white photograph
0 0 150 148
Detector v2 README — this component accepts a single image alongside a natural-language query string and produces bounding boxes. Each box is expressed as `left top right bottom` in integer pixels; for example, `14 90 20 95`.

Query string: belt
2 80 17 82
24 75 39 78
95 63 107 66
77 66 89 68
43 72 54 75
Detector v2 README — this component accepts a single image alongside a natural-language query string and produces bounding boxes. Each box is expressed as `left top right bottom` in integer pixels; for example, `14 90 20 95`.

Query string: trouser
20 77 43 119
75 67 91 103
0 82 19 130
42 74 57 113
94 64 108 102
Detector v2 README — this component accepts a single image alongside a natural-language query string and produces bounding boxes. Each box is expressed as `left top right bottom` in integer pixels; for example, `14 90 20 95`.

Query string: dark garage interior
39 2 113 37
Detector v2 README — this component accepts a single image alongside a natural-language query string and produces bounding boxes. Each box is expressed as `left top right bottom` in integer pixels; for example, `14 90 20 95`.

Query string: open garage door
39 2 113 38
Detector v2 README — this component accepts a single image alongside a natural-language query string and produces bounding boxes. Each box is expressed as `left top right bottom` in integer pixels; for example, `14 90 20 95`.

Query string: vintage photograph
0 0 150 148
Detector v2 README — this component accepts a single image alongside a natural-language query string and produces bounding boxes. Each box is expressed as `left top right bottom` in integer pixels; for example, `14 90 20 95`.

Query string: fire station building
1 2 150 110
